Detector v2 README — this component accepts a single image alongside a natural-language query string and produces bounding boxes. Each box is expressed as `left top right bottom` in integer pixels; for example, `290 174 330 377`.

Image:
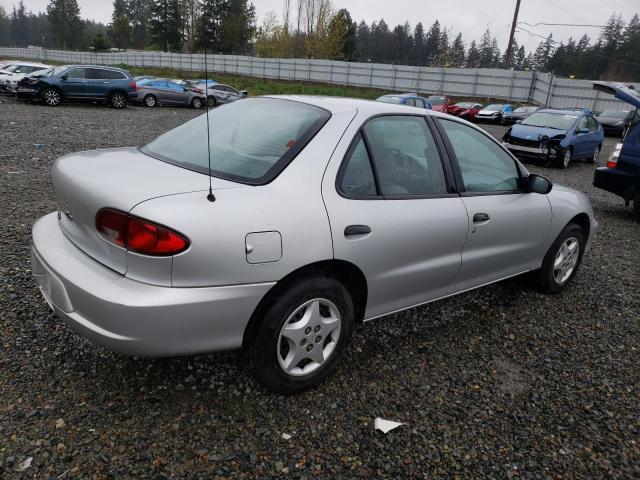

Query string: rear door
85 68 112 98
322 114 469 319
435 118 552 291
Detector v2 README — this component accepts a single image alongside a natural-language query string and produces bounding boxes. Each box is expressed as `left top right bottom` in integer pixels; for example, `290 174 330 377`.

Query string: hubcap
146 96 155 107
277 298 341 377
194 99 202 108
593 147 600 162
44 90 60 105
563 150 571 167
553 237 580 285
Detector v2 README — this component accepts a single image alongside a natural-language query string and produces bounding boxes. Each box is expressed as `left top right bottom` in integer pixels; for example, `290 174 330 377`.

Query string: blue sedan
502 109 604 168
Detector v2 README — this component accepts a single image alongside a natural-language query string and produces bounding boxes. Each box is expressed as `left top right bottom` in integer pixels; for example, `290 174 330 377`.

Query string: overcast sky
4 0 639 51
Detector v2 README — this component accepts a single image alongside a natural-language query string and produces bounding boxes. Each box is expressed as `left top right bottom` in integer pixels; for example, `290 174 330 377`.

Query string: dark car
596 109 640 137
16 65 136 108
376 93 432 109
502 109 604 168
502 106 541 125
592 82 640 220
137 79 205 108
443 102 483 120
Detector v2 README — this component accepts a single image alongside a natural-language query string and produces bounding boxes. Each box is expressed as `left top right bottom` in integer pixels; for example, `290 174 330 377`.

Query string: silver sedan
31 97 598 394
137 79 205 108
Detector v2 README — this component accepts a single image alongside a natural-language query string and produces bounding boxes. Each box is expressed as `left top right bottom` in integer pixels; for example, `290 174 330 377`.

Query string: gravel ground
1 97 639 479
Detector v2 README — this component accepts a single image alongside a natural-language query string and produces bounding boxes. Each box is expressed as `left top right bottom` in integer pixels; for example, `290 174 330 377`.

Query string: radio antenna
204 45 216 202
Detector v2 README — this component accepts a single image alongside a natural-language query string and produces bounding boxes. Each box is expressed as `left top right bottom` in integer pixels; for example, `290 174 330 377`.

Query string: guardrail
1 47 638 111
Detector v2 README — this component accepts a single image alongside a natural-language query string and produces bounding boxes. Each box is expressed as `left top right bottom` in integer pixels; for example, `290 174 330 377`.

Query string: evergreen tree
448 33 466 68
477 29 498 67
149 0 183 51
197 0 225 51
109 0 131 49
218 0 256 54
47 0 83 49
0 7 9 46
532 34 554 71
10 1 28 46
412 22 426 66
391 22 412 64
327 9 357 61
424 20 441 66
128 0 153 49
369 19 393 62
90 31 109 51
356 20 371 62
466 40 480 67
514 45 526 70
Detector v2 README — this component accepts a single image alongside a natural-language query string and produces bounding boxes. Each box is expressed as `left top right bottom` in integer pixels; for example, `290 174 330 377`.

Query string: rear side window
438 119 520 193
339 134 377 197
364 116 447 196
141 98 330 184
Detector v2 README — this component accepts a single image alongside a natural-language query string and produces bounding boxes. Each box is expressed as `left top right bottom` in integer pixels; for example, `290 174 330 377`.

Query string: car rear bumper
593 166 638 201
31 212 275 357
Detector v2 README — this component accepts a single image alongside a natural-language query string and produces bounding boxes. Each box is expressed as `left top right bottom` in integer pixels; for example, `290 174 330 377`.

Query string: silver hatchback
138 79 205 108
31 97 598 393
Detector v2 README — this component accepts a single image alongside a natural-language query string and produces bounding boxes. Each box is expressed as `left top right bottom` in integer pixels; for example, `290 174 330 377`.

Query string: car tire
191 97 203 109
532 223 585 294
207 95 216 107
110 91 127 109
42 87 61 107
588 145 600 164
143 94 157 107
244 275 355 395
557 147 572 169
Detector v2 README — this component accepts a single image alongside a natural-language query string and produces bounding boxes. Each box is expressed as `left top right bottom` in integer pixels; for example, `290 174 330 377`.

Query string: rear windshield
599 110 629 118
141 98 330 184
377 95 402 104
522 112 578 130
428 96 446 105
484 104 503 111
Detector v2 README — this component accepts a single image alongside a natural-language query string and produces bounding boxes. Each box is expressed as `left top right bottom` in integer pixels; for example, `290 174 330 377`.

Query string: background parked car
0 66 50 94
502 108 603 168
502 105 541 125
596 109 640 137
17 65 136 108
444 102 483 120
592 82 640 220
376 93 432 109
137 79 205 108
426 95 452 112
475 104 514 123
199 83 247 106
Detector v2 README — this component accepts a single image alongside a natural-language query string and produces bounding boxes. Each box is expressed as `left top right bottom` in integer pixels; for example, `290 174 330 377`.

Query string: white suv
0 61 51 94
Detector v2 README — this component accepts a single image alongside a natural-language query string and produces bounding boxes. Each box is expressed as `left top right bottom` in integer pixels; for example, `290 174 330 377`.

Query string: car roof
537 109 585 116
265 95 450 117
60 64 128 71
5 61 49 67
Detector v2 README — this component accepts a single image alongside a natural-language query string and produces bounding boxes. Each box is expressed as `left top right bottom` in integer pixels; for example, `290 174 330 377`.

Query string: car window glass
339 134 377 197
578 117 588 130
66 68 86 79
404 98 415 107
587 116 598 129
167 82 183 91
86 69 105 80
363 116 447 196
415 99 425 108
438 119 520 193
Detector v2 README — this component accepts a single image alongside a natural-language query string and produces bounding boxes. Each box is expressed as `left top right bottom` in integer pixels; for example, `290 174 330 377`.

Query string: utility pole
505 0 522 68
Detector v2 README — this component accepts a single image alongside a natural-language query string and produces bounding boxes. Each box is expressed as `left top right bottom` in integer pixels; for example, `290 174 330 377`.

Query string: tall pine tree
149 0 183 52
47 0 83 49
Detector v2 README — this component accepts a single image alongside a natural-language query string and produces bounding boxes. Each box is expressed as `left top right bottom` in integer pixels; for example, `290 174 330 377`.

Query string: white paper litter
374 417 404 433
281 433 292 440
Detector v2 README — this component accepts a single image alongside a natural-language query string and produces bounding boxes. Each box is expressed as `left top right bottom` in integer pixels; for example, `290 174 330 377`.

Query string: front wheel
191 97 203 109
244 276 354 394
110 91 127 109
557 148 572 169
532 223 585 294
42 87 61 107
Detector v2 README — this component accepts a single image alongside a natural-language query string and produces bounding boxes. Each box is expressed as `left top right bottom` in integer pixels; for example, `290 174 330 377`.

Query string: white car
0 61 51 94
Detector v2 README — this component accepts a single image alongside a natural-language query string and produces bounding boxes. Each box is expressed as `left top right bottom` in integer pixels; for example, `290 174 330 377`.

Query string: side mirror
526 174 553 194
60 74 67 81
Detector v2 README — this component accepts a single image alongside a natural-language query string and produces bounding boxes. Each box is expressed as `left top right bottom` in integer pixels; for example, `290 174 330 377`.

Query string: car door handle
473 213 490 223
344 225 371 237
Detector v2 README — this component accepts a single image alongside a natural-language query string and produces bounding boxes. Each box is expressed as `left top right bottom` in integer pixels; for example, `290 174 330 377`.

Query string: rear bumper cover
593 167 638 201
31 212 274 356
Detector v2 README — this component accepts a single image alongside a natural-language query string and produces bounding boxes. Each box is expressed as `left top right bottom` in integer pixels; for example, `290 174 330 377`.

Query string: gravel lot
1 97 639 479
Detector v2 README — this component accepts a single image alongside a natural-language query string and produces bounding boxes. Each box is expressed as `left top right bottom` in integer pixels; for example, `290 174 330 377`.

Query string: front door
435 118 552 292
61 67 89 98
322 114 469 319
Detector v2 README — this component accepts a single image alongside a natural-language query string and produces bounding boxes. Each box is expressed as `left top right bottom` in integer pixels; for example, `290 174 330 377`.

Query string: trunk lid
52 147 240 274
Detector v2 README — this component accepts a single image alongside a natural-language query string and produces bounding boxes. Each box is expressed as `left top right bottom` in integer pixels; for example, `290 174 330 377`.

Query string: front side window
363 116 447 196
438 119 520 193
66 68 86 79
141 98 330 184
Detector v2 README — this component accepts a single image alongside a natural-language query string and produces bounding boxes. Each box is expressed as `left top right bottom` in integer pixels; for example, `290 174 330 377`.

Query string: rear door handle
473 213 490 223
344 225 371 237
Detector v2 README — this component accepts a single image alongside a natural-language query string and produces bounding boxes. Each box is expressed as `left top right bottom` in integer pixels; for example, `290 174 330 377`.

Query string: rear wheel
42 87 61 107
110 91 127 109
532 223 585 294
143 94 157 107
207 95 216 107
244 275 354 394
588 145 600 164
191 97 203 109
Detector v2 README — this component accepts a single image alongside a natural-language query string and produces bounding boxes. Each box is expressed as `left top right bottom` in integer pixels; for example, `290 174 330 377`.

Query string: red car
427 95 452 112
444 102 484 120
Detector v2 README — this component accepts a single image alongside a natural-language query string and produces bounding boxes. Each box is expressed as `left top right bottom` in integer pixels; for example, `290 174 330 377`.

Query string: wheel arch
569 212 591 239
242 259 368 349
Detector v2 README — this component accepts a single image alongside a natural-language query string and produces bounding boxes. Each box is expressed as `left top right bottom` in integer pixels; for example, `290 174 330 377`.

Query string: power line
542 0 589 24
519 21 607 28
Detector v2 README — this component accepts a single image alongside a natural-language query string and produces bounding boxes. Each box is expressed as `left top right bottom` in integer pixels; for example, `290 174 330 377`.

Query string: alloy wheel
562 149 571 168
192 98 202 109
111 92 126 109
591 146 600 163
44 89 60 106
277 298 342 377
553 237 580 285
144 95 156 107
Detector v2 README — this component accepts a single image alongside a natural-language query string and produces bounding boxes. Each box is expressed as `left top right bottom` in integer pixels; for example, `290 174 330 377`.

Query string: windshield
428 96 446 105
377 95 402 104
522 112 578 130
141 98 330 184
599 110 630 119
514 107 537 113
484 104 503 111
2 64 18 72
44 66 68 77
455 102 474 108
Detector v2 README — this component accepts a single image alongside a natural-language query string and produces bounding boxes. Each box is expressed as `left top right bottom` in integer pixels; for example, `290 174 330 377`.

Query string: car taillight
607 143 623 168
96 208 189 256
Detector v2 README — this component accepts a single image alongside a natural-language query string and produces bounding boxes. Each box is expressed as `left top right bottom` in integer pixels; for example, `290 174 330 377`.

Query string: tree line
0 0 639 81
